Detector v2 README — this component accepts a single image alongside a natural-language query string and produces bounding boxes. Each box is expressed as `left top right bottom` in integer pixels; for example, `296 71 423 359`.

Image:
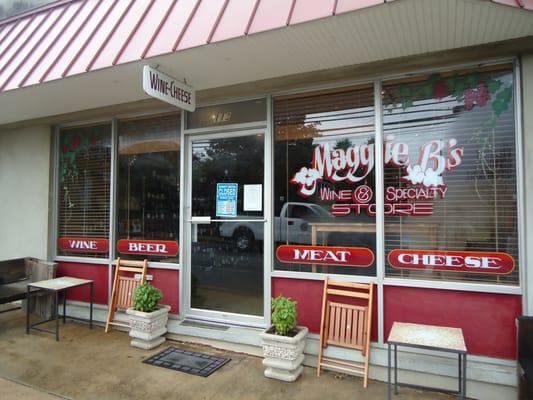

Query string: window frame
115 112 182 263
269 58 524 298
52 112 183 272
50 58 524 297
53 119 113 263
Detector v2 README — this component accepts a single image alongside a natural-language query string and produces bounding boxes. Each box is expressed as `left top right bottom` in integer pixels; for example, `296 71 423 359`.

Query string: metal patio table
26 277 93 341
387 322 467 400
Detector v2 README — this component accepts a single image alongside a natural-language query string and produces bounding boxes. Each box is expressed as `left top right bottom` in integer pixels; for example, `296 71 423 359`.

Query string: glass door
185 131 266 324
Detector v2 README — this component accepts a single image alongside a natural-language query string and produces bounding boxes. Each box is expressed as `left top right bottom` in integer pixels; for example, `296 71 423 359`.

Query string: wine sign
276 245 374 268
143 65 195 111
388 249 515 275
58 237 109 253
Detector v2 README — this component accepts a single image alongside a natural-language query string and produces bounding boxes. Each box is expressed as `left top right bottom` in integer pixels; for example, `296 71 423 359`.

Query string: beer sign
117 239 179 256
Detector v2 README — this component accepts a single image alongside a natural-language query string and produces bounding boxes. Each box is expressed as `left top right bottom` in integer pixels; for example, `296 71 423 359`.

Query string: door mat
143 347 230 377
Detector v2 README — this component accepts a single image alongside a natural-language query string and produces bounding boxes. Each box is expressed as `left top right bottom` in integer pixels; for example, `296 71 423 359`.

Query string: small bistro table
26 277 94 341
387 322 467 400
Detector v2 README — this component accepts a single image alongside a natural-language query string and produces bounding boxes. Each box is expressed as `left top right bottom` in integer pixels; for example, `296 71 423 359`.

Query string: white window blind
57 124 111 257
382 65 519 285
273 86 377 276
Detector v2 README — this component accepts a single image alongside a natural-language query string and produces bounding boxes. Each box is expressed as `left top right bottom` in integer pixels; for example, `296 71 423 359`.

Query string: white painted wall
0 125 51 260
522 54 533 316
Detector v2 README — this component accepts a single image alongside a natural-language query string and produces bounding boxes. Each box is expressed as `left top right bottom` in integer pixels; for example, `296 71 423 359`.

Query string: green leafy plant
271 295 298 336
132 283 163 313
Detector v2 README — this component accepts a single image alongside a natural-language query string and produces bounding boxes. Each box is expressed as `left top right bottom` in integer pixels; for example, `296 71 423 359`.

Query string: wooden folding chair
317 278 374 388
105 258 147 332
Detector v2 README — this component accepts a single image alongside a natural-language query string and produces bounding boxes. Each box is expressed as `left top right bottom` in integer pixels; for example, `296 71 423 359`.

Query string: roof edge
0 0 72 27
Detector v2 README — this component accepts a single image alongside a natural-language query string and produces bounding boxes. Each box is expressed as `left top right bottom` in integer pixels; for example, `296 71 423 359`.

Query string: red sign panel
117 240 179 256
276 245 374 268
388 249 515 275
58 237 109 253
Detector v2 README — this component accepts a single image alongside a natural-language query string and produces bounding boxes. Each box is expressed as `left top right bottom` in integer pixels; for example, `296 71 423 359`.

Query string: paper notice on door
244 184 262 211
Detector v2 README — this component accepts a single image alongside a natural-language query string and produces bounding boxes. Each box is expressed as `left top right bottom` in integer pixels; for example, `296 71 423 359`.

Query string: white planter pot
126 305 171 350
259 326 308 382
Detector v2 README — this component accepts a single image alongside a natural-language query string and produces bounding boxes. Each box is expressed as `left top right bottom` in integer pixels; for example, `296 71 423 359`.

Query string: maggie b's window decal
290 135 464 217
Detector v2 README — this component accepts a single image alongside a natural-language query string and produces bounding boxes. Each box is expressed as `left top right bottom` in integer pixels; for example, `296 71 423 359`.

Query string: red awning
0 0 530 94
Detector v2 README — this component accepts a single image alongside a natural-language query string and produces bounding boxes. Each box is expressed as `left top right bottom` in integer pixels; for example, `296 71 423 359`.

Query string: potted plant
126 283 171 350
259 295 308 382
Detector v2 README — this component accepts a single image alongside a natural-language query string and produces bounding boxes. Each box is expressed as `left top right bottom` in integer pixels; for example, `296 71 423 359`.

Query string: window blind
57 124 111 257
273 86 377 276
117 113 180 262
382 66 519 285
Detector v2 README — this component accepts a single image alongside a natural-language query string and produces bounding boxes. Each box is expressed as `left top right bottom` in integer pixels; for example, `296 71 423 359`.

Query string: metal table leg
26 285 30 334
394 344 398 394
55 291 59 341
90 282 93 329
388 343 391 400
462 354 467 400
63 289 67 324
458 353 462 398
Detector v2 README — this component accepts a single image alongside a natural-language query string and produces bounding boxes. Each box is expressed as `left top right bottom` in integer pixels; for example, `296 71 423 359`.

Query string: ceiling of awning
0 0 532 126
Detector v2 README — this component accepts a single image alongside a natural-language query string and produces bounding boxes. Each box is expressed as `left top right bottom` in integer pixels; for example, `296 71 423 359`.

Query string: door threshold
179 319 230 331
167 318 264 357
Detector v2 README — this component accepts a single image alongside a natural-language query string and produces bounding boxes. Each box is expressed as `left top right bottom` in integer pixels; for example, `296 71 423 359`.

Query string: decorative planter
259 326 308 382
126 305 171 350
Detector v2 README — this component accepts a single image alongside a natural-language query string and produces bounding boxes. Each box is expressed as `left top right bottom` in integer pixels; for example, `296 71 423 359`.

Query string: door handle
288 221 294 226
189 216 211 224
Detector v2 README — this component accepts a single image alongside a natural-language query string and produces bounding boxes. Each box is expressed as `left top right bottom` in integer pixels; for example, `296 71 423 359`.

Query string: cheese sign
388 249 515 275
117 239 179 256
276 245 374 268
59 237 109 253
143 65 196 111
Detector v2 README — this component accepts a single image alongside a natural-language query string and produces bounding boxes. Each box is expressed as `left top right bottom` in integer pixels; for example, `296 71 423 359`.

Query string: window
382 65 519 285
273 86 376 276
116 114 180 262
186 98 266 129
57 124 111 257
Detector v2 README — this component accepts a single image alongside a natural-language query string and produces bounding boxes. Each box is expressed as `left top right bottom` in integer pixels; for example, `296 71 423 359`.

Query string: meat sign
276 245 374 268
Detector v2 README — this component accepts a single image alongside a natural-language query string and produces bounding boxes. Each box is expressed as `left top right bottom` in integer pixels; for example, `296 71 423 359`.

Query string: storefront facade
1 1 533 399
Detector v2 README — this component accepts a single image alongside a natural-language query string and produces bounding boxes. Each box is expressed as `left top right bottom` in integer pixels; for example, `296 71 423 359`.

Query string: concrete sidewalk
0 377 69 399
0 310 450 400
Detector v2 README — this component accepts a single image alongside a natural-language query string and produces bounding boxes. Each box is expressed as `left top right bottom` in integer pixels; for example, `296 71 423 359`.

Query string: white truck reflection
219 202 333 251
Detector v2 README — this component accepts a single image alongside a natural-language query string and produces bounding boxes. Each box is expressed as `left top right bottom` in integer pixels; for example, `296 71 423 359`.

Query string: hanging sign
143 65 196 111
58 237 109 253
388 249 515 275
117 239 179 256
276 245 374 268
216 183 238 217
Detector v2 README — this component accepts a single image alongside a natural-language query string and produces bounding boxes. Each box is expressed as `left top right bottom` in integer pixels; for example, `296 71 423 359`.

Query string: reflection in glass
382 66 519 285
117 114 180 262
273 87 377 276
187 98 266 130
58 124 111 257
190 134 264 316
